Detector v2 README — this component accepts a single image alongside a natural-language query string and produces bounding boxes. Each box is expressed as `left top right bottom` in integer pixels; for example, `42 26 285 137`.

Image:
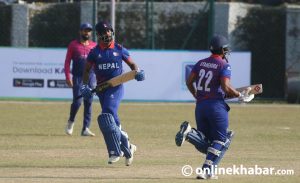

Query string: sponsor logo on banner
0 48 250 101
13 78 44 88
182 62 196 90
47 79 69 88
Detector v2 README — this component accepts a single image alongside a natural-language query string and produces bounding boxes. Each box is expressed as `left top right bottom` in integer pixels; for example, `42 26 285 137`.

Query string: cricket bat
95 70 137 92
76 70 137 99
235 83 263 95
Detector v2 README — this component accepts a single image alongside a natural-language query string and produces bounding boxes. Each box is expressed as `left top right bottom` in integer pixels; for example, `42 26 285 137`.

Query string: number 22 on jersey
197 69 213 92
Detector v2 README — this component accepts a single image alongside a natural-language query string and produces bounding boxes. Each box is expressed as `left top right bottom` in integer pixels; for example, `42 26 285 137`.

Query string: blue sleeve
87 48 95 64
191 63 198 74
220 63 231 78
121 47 130 61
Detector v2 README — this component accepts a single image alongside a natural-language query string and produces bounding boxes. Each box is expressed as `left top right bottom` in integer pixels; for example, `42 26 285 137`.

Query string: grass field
0 101 299 183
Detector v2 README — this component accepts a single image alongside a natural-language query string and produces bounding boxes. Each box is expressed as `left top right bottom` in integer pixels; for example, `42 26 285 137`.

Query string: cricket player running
64 23 97 136
175 35 254 179
80 21 145 166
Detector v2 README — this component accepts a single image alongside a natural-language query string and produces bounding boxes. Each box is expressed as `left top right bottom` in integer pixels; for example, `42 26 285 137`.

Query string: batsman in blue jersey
175 35 254 179
80 21 145 166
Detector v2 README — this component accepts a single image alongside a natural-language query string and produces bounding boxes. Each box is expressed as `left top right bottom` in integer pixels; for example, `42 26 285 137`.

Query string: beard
81 34 90 41
98 33 114 44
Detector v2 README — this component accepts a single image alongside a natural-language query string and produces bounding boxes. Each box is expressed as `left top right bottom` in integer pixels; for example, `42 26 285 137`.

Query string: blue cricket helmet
80 23 93 31
209 34 230 62
95 21 114 44
209 35 229 52
95 21 114 35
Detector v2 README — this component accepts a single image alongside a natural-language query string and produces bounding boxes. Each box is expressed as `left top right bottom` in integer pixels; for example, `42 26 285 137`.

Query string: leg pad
98 113 122 157
186 128 210 154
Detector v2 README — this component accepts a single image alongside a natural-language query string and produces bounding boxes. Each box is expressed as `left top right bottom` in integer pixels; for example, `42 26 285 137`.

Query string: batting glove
80 85 93 100
238 87 254 102
135 70 145 81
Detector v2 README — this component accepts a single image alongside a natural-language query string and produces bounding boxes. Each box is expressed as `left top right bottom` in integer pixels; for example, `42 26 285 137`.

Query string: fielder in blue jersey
80 21 145 166
175 35 254 179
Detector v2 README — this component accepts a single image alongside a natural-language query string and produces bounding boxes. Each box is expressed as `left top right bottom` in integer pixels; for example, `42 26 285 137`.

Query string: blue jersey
192 55 231 102
87 42 130 84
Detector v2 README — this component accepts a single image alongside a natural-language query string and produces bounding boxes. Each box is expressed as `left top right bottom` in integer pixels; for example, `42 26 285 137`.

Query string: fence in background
0 2 299 102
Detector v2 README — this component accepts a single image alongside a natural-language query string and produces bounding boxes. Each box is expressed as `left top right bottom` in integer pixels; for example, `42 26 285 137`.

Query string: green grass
0 101 299 182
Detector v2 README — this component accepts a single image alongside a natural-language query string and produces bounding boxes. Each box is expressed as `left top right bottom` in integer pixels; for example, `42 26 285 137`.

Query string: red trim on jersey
210 54 223 59
123 56 131 63
203 95 209 100
99 41 115 49
221 76 230 80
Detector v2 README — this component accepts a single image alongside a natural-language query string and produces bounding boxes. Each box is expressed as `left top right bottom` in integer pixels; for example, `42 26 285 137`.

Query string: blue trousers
195 99 230 143
97 85 133 158
97 85 124 127
69 75 96 131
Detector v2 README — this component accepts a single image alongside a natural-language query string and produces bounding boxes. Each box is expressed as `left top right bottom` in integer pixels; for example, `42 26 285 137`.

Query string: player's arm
121 46 138 71
82 61 93 85
221 77 255 102
79 61 94 100
220 77 240 98
219 63 240 98
64 44 73 87
122 47 144 81
124 57 145 81
79 50 95 100
123 57 138 71
186 72 197 99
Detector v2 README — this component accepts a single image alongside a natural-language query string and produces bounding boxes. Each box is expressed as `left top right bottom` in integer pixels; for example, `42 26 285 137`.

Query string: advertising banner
0 48 251 101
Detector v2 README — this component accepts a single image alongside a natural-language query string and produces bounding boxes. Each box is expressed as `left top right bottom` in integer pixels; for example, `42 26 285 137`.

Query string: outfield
0 101 299 183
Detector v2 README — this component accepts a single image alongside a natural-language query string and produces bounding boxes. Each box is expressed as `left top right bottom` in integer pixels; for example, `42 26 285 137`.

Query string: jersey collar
210 54 223 59
99 41 115 49
78 39 92 46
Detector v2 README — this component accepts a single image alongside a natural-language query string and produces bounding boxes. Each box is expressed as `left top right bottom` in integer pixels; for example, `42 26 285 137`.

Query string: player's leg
125 143 136 166
120 129 137 166
193 102 212 153
81 74 96 136
69 77 83 121
97 85 126 164
175 121 209 154
206 101 232 166
187 128 210 154
175 103 210 154
65 76 82 135
101 85 124 127
102 85 136 165
82 96 95 136
198 101 232 179
103 86 136 165
213 129 234 165
97 113 122 164
120 130 131 158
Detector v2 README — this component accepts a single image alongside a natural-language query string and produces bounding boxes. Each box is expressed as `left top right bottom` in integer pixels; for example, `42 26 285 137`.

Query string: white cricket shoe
108 151 124 164
196 172 218 180
108 156 120 164
125 144 137 166
81 128 95 137
65 120 74 135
